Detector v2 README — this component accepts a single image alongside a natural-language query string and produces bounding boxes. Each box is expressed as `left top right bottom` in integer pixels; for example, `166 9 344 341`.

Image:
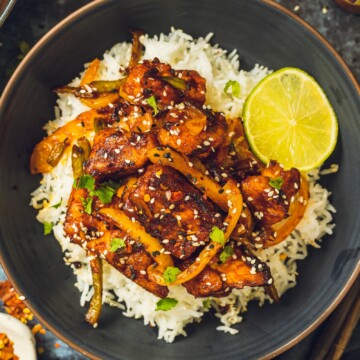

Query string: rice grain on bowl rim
30 28 336 343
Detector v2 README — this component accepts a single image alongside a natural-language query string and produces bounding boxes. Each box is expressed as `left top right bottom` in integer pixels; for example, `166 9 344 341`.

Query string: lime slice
242 67 338 171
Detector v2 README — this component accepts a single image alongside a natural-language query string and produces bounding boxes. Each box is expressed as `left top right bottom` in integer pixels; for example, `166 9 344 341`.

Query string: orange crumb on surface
54 342 61 348
0 281 34 324
0 333 19 360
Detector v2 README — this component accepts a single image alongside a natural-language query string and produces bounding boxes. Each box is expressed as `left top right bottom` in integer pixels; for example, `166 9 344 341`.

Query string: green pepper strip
85 257 103 325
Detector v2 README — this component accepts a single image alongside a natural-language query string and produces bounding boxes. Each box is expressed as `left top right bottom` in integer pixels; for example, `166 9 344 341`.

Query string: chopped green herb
92 185 117 204
146 95 159 115
155 297 178 311
209 226 225 246
109 238 126 252
81 197 93 214
76 176 119 204
269 177 283 190
76 174 95 191
43 222 53 235
202 298 212 309
163 266 181 284
51 198 62 209
219 245 234 263
224 80 241 98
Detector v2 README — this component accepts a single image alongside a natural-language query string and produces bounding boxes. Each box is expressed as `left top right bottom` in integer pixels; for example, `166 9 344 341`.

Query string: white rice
30 28 336 343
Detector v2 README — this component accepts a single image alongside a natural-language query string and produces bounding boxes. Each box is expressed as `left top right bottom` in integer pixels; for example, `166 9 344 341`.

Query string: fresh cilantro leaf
109 238 126 252
209 226 225 246
43 222 53 235
224 80 241 98
155 297 178 311
146 95 159 115
80 197 93 215
219 245 234 263
92 185 116 204
163 266 181 284
269 177 283 190
51 198 62 209
202 298 212 309
76 174 95 191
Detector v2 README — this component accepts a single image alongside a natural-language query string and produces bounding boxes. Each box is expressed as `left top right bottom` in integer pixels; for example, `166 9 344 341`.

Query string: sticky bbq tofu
120 58 206 108
64 187 107 246
180 245 273 298
157 104 227 157
241 160 301 226
84 128 157 180
87 231 168 298
121 164 223 259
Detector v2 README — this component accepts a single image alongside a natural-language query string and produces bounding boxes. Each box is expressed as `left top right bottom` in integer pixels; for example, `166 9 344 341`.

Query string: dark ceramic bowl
0 1 359 359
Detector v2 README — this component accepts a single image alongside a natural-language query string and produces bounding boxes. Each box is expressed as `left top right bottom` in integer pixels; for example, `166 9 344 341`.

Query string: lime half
242 67 338 171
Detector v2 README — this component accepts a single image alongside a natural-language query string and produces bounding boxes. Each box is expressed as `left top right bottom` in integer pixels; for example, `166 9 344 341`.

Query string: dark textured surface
0 0 359 359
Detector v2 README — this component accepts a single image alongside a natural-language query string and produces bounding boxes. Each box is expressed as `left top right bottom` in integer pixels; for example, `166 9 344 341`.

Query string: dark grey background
0 0 358 359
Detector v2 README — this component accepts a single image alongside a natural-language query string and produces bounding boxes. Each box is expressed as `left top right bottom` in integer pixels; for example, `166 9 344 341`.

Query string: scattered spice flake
0 281 33 324
0 333 19 360
54 342 61 349
0 280 47 340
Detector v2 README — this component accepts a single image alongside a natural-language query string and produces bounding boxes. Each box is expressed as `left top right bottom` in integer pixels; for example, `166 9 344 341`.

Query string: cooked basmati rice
30 28 336 343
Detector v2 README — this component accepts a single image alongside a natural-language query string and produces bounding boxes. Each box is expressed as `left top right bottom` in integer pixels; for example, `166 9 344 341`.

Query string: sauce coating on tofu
241 160 301 226
85 129 156 179
122 165 223 259
158 105 227 157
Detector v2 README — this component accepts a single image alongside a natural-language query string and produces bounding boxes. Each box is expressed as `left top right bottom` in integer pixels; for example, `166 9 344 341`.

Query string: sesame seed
140 270 146 275
247 197 253 202
268 278 273 285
